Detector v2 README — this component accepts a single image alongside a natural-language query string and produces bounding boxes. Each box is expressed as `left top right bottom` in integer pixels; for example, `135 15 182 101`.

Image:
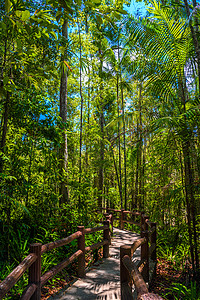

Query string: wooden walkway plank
47 228 153 300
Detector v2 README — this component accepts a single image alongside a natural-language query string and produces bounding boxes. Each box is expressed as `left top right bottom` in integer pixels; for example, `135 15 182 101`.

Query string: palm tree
128 1 199 275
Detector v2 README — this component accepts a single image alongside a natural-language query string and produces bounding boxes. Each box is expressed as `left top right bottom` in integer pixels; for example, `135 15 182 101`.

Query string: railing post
29 243 42 300
140 212 145 234
150 222 157 261
120 209 125 230
106 215 112 244
141 231 149 282
77 226 85 278
144 215 149 231
109 213 113 235
120 245 132 300
103 220 110 258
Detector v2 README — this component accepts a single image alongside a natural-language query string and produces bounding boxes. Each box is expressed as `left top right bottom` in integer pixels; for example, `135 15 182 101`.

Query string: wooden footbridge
0 208 163 300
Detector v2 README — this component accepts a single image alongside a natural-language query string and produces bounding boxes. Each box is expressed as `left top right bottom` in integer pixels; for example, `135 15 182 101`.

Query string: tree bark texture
59 19 69 204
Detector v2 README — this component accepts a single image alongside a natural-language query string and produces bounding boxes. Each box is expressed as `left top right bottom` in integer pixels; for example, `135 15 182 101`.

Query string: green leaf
96 15 103 25
21 10 30 21
5 0 12 13
56 10 62 22
51 30 57 40
3 76 9 85
117 8 128 14
15 10 22 18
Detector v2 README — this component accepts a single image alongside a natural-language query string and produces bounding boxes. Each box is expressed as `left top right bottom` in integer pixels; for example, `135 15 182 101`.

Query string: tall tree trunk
117 41 123 209
0 35 9 174
78 21 84 207
116 75 123 208
179 77 199 275
134 85 143 209
112 149 121 208
183 0 200 97
59 19 69 204
138 84 143 210
134 120 139 209
0 91 10 174
98 51 104 208
121 78 127 210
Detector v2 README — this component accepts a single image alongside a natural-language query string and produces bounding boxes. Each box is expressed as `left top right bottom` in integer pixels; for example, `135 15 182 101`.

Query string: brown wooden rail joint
131 237 146 256
122 255 148 297
41 231 82 254
41 250 83 286
0 253 37 299
84 225 108 234
85 240 109 252
141 231 149 282
103 220 110 258
77 226 85 278
21 283 37 300
28 243 42 300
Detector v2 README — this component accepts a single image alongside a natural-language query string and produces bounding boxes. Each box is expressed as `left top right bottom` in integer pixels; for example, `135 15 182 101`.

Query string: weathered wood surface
48 228 156 300
0 253 37 299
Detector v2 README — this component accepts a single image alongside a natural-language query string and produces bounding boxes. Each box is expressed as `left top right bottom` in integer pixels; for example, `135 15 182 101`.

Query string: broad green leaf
96 15 103 25
117 9 128 14
3 76 9 85
5 0 12 13
21 10 30 21
15 10 22 18
51 31 57 40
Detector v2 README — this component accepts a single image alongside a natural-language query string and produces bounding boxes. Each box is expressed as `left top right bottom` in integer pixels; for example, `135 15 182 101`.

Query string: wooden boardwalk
48 228 143 300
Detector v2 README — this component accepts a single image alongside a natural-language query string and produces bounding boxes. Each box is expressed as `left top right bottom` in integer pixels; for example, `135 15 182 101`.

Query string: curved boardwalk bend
0 209 163 300
49 228 152 300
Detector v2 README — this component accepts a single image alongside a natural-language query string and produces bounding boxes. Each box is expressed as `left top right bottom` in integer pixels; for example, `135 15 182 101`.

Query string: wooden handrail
98 207 144 231
41 231 82 254
1 210 157 300
122 255 148 297
131 237 146 255
41 250 83 286
0 219 111 300
123 210 141 216
116 207 158 300
0 254 37 299
84 225 108 234
85 240 109 252
21 283 37 300
120 244 162 300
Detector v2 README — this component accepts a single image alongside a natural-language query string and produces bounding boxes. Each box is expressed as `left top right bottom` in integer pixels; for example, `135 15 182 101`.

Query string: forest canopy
0 0 199 298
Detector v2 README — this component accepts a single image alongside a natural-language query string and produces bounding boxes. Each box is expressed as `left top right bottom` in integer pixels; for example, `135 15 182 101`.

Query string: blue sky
125 0 147 17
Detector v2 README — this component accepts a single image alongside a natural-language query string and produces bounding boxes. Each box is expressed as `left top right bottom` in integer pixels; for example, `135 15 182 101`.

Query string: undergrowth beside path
150 259 200 299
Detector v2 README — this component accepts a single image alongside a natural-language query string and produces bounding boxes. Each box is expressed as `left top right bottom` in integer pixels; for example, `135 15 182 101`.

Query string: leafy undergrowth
150 258 200 299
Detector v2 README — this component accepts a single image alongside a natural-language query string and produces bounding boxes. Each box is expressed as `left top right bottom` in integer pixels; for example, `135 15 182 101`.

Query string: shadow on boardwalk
48 228 140 300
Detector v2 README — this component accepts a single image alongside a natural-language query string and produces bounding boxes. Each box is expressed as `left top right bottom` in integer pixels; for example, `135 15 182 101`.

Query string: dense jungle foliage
0 0 200 298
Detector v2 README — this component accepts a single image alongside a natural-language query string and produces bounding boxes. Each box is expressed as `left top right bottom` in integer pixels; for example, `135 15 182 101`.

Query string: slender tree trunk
134 120 139 209
179 77 199 275
78 21 84 207
117 41 123 209
121 79 127 210
183 0 200 96
116 75 123 208
59 19 69 204
138 84 143 210
98 51 104 208
0 91 10 174
112 149 121 208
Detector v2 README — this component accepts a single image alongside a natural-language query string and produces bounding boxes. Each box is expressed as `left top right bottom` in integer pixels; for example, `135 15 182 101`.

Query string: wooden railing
0 220 110 300
99 207 143 231
99 207 161 299
0 209 161 300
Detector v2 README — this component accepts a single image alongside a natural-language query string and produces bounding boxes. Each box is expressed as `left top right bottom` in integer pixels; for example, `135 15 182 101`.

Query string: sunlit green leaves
5 0 12 13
